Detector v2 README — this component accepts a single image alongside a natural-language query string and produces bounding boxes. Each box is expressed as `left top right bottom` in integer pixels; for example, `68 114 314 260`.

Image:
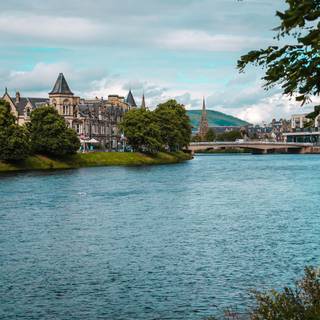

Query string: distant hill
187 110 250 129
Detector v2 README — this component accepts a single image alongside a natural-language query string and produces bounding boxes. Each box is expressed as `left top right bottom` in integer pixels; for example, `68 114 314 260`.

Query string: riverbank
0 151 192 172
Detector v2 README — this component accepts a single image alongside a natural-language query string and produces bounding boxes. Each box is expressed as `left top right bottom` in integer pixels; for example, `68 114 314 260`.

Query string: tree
217 130 242 142
238 0 320 106
205 128 216 142
191 134 202 142
119 108 162 153
28 106 80 156
155 100 192 151
0 100 30 161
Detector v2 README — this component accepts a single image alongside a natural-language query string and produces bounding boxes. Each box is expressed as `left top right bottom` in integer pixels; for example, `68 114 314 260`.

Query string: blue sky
0 0 315 123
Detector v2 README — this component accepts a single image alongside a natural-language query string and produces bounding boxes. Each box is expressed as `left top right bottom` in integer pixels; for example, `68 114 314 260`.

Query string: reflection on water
1 154 319 320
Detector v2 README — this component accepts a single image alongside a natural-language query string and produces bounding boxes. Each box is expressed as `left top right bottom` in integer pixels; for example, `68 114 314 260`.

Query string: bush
217 130 242 142
29 106 80 156
251 267 320 320
207 267 320 320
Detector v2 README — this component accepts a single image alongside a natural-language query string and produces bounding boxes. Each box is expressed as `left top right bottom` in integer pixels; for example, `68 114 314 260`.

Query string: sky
0 0 316 124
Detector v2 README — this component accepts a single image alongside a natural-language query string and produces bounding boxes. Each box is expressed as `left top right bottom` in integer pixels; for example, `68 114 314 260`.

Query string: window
26 108 31 117
63 100 70 115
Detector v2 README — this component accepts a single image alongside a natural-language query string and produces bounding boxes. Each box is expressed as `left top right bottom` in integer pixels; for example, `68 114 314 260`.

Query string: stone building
2 73 141 150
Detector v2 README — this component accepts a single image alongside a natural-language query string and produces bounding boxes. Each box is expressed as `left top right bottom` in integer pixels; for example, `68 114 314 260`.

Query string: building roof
49 73 73 95
15 97 49 115
126 90 137 107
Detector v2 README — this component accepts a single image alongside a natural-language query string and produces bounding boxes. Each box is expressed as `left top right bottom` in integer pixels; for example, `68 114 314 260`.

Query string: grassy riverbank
0 151 192 172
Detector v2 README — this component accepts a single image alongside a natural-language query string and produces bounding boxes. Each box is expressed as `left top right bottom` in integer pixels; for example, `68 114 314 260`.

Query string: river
1 154 319 319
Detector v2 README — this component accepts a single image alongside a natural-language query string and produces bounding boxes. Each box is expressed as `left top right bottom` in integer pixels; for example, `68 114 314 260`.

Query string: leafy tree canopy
155 100 192 151
28 106 80 156
0 100 30 161
238 0 320 106
205 128 216 142
120 100 191 153
119 108 162 153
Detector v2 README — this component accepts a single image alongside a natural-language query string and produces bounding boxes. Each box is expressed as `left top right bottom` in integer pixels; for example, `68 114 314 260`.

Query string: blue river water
0 154 319 319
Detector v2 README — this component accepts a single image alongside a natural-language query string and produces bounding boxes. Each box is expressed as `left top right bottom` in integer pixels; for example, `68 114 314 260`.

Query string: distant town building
290 113 311 129
247 118 291 141
2 73 140 150
198 97 209 138
283 107 320 144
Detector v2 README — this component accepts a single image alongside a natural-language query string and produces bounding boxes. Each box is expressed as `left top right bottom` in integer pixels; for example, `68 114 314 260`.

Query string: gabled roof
126 90 137 107
15 97 49 115
49 73 73 95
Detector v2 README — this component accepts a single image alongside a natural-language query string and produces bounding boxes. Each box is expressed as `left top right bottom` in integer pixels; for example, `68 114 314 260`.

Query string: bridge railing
189 141 314 146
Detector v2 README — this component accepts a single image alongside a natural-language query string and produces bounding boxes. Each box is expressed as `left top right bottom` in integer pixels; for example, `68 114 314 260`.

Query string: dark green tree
217 130 242 142
191 134 202 142
205 128 216 142
238 0 320 106
0 100 30 161
119 108 162 153
155 100 192 151
28 106 80 156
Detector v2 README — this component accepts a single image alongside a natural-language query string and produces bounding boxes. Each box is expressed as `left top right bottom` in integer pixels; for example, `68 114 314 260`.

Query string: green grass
187 110 250 128
0 152 192 172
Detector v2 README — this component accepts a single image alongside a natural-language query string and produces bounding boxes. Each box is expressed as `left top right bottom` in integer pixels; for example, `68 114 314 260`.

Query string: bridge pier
252 149 268 155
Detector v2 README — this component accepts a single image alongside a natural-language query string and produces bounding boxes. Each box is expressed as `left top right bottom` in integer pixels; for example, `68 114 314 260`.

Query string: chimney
15 92 20 104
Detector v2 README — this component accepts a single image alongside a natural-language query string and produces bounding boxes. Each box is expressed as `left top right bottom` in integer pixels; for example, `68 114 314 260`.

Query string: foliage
191 129 216 142
0 100 30 161
191 134 203 142
205 267 320 320
28 106 80 156
206 128 216 141
155 99 192 151
238 0 320 106
120 100 191 152
119 108 162 153
217 130 242 142
251 267 320 320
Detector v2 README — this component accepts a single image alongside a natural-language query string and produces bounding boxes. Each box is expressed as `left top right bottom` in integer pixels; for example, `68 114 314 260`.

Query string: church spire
199 97 209 139
141 93 146 109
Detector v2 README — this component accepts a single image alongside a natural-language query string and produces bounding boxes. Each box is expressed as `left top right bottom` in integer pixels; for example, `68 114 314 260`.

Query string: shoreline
0 152 192 173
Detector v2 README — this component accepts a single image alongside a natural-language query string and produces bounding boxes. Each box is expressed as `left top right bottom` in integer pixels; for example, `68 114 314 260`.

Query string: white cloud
235 94 317 124
0 14 104 44
7 62 71 92
157 30 267 52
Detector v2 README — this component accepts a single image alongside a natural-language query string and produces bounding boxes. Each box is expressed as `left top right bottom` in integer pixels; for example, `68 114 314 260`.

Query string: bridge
188 141 315 154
